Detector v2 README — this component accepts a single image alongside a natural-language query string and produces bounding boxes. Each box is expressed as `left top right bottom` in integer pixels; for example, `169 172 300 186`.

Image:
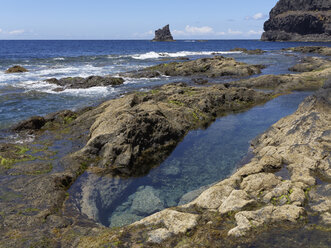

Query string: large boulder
261 0 331 42
152 24 174 42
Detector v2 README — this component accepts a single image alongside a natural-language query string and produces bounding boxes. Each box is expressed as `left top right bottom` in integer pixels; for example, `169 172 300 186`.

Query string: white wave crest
53 57 65 61
131 50 241 60
51 86 116 97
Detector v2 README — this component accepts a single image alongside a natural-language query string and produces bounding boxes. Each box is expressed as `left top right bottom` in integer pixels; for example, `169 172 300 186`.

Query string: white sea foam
55 86 116 97
16 80 58 91
131 51 241 60
53 57 65 61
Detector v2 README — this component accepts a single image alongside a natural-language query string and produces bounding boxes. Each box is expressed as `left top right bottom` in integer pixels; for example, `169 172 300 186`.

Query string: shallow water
68 91 311 227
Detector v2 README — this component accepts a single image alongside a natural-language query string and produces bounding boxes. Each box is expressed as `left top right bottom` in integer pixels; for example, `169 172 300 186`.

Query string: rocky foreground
0 52 330 247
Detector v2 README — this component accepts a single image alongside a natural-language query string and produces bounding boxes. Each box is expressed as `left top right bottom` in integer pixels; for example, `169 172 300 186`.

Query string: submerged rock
130 186 164 215
261 0 331 42
152 24 174 42
45 75 124 90
5 65 28 73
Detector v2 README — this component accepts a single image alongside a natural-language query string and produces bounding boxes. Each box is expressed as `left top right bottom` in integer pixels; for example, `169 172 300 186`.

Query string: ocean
0 39 330 130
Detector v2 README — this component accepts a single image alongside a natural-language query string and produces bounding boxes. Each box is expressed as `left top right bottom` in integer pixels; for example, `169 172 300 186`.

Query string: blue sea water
0 39 330 130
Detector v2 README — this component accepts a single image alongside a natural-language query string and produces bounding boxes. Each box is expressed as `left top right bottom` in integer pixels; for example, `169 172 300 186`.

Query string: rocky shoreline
0 49 330 247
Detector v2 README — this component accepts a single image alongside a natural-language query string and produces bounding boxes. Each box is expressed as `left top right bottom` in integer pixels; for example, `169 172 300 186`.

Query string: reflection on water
69 91 311 227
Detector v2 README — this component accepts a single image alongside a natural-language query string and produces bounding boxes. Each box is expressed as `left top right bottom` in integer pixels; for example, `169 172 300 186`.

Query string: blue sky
0 0 278 39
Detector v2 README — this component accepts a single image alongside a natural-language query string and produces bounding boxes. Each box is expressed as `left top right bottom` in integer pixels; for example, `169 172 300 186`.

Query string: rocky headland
152 25 174 42
261 0 331 42
0 51 330 247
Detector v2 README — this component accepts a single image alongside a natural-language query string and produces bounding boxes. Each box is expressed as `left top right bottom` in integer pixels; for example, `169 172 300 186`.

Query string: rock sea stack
261 0 331 42
152 24 174 42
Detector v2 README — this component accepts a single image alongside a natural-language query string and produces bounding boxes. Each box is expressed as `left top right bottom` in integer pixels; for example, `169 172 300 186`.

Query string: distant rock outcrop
152 25 174 42
5 65 28 73
261 0 331 42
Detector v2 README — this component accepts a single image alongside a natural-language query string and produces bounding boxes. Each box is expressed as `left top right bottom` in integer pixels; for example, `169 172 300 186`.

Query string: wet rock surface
45 75 124 90
261 0 331 42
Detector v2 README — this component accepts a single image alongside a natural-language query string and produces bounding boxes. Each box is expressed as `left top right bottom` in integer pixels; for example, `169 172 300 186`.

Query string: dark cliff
152 24 174 42
261 0 331 42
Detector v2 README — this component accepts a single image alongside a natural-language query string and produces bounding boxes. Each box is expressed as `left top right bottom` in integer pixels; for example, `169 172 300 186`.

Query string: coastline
0 47 330 247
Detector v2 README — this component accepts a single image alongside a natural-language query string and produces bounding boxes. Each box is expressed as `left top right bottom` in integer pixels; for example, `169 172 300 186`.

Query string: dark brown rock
45 76 124 89
5 65 28 73
12 116 46 132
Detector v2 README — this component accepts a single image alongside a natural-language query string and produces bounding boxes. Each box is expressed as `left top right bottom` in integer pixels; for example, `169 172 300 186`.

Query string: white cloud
173 25 214 36
132 30 153 38
0 28 2 33
172 29 186 36
245 13 267 20
185 25 214 34
228 29 243 35
9 29 25 35
247 30 263 35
